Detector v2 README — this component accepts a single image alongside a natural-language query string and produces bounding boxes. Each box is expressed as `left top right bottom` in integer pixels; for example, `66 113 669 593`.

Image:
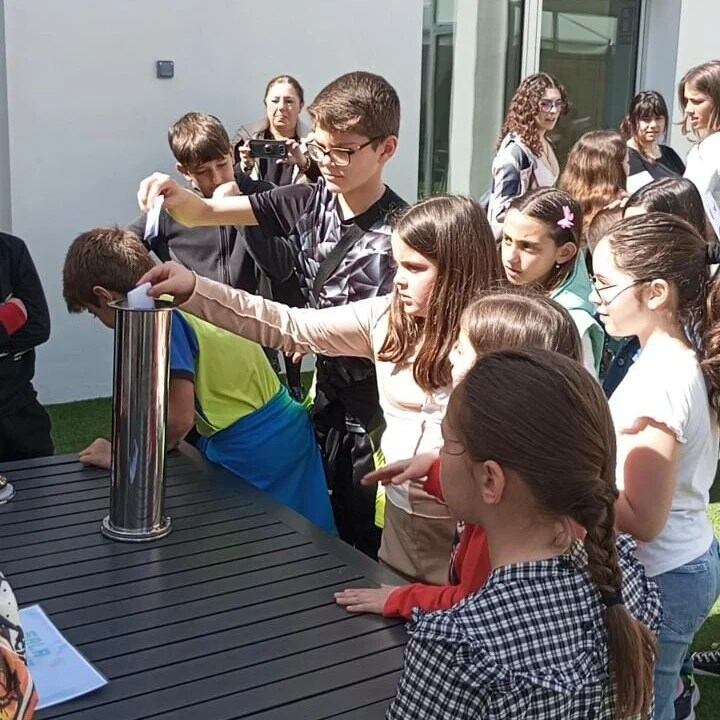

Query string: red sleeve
382 525 491 619
423 458 444 501
0 301 27 336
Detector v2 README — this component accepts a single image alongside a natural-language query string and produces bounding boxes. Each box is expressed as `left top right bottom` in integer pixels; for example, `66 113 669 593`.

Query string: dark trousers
0 398 53 462
313 394 382 559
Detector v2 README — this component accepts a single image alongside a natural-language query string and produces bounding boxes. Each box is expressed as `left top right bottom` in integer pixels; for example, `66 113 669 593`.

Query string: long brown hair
452 349 656 718
606 213 720 413
508 188 583 291
679 60 720 136
378 195 502 391
559 130 627 229
461 288 582 362
499 73 568 156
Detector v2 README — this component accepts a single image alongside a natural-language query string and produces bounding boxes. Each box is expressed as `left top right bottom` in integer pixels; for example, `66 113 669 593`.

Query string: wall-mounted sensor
156 60 174 79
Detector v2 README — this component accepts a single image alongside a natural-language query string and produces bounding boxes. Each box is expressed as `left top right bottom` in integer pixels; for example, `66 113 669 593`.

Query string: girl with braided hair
591 212 720 719
388 348 660 720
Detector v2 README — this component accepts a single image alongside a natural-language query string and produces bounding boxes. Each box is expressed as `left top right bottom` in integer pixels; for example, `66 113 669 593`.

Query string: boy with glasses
137 71 405 558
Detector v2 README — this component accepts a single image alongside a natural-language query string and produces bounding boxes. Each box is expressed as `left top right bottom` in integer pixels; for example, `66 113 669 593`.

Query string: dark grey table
0 452 407 719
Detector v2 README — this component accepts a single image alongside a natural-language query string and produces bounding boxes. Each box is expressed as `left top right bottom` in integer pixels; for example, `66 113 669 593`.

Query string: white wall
2 0 423 404
448 0 511 196
638 0 681 145
642 0 720 157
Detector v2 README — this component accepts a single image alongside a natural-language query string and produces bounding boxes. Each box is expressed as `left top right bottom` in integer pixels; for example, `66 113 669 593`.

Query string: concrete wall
641 0 720 157
2 0 423 404
448 0 511 196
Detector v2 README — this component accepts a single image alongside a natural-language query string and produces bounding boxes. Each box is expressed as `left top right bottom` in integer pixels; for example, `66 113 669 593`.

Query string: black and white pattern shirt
387 535 662 720
246 176 406 309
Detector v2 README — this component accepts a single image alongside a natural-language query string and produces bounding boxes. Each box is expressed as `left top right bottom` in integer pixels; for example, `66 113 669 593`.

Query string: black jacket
0 233 50 414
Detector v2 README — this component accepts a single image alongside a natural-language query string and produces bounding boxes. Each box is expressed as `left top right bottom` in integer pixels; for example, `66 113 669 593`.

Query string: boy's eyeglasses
539 99 566 113
306 138 381 167
590 277 650 305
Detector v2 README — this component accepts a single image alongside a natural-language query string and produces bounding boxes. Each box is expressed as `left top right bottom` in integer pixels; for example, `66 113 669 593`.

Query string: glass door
536 0 642 162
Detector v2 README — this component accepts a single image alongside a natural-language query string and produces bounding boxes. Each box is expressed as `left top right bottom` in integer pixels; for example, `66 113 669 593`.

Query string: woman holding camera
233 74 315 187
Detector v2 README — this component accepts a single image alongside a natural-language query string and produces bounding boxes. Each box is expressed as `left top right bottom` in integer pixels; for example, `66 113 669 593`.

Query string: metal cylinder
101 299 174 541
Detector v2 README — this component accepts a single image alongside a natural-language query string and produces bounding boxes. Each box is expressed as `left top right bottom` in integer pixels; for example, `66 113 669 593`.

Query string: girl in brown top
138 194 503 584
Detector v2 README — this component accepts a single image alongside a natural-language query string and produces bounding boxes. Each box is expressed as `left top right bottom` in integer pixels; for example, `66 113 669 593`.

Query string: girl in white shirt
681 60 720 235
590 212 720 720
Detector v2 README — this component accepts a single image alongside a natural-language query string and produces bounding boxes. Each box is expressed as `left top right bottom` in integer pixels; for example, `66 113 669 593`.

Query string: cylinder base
101 514 172 542
0 480 15 505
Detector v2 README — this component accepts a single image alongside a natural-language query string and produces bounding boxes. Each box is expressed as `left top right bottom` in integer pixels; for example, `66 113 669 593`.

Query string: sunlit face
180 154 234 198
449 327 477 386
636 115 666 145
536 87 564 133
310 125 395 196
589 238 646 338
501 208 576 287
265 81 303 136
391 232 437 318
684 82 716 135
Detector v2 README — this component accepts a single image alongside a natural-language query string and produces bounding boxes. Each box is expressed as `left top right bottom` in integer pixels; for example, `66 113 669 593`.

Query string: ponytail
577 491 656 718
454 349 658 717
702 245 720 414
608 213 720 414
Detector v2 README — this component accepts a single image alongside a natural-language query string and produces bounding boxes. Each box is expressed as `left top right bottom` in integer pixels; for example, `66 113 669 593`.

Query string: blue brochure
19 604 107 709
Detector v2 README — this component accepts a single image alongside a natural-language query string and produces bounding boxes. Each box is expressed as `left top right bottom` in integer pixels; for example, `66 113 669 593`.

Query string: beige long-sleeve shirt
182 275 451 519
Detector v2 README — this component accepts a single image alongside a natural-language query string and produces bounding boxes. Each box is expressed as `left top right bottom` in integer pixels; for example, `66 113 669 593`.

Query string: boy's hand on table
138 262 196 305
334 585 399 615
79 438 111 469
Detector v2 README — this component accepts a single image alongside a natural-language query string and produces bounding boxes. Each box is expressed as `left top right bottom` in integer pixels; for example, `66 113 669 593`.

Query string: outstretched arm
139 262 377 360
138 173 259 228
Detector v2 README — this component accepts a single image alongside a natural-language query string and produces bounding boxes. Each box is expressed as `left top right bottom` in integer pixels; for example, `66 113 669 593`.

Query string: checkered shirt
387 534 662 719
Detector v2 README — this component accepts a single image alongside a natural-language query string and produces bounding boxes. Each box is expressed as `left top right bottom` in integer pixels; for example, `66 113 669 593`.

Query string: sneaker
674 675 701 720
693 647 720 677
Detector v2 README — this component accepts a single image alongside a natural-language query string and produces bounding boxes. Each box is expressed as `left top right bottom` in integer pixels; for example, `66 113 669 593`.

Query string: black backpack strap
312 226 363 300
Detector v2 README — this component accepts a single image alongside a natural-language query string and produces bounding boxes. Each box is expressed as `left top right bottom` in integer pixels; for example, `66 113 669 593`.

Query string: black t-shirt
244 176 406 309
628 145 686 183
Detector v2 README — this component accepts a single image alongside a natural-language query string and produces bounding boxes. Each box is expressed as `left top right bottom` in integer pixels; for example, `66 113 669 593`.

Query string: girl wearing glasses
500 187 604 374
591 213 720 720
487 73 567 239
621 91 685 193
559 130 630 239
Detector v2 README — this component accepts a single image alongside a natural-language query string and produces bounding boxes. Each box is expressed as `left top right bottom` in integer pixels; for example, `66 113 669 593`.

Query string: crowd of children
4 58 720 717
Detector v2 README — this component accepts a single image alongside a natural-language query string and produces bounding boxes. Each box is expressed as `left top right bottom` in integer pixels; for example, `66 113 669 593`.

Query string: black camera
248 139 288 160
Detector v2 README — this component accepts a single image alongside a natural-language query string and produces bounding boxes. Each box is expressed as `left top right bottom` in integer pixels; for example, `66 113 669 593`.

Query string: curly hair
499 73 568 157
558 130 627 230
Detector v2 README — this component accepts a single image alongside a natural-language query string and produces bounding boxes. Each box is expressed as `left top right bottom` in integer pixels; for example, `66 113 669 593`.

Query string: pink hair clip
557 205 574 230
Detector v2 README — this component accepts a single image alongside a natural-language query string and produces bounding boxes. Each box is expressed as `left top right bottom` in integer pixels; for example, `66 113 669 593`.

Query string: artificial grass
45 396 720 718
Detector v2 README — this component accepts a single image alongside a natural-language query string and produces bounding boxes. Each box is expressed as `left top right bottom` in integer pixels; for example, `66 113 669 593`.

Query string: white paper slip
20 605 107 709
144 195 164 241
127 281 155 309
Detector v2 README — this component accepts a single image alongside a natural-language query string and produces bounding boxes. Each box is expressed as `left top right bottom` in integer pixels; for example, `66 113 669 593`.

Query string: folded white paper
20 605 107 709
